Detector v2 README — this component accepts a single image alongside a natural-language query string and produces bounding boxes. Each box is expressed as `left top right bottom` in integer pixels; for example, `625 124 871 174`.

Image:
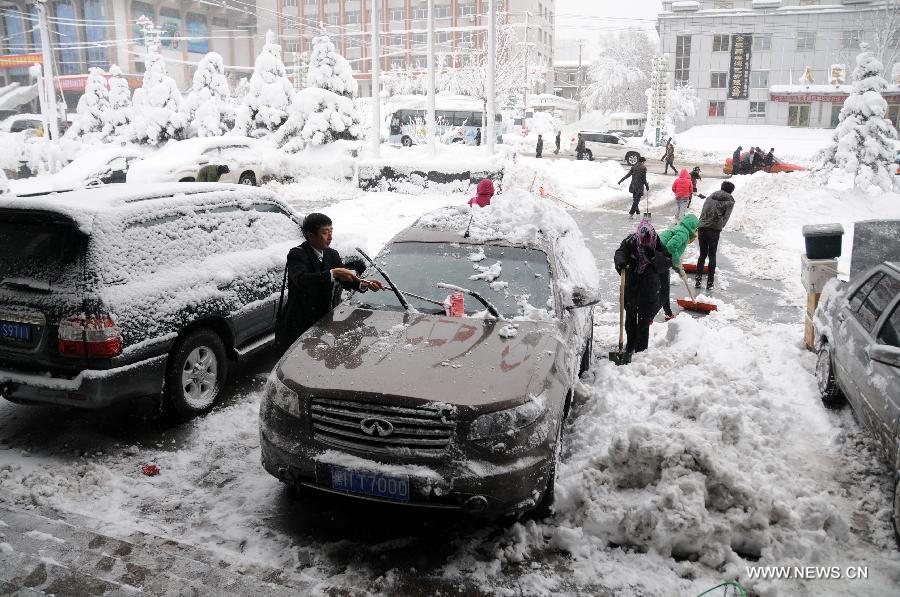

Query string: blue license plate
0 321 31 342
330 466 410 502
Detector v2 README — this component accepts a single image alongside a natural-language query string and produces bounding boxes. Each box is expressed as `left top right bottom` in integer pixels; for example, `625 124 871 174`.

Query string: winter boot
694 275 702 289
706 273 715 291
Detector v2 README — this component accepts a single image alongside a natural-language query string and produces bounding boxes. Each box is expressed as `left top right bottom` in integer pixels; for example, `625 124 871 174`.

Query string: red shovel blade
677 298 718 312
682 263 709 274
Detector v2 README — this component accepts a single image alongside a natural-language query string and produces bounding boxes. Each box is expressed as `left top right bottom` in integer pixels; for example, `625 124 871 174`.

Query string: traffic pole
486 0 495 155
426 0 436 155
35 0 59 140
370 0 381 157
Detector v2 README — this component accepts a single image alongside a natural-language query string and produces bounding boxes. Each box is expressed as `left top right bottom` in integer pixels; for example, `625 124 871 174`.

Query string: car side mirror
867 344 900 368
566 288 602 310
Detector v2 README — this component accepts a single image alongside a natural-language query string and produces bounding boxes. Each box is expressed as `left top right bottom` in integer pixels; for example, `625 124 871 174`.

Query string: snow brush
677 270 717 314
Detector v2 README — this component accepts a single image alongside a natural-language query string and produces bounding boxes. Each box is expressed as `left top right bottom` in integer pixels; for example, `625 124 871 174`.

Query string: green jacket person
197 164 230 182
658 213 699 319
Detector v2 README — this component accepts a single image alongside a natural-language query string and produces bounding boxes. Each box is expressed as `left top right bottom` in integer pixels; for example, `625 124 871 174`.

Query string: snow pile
130 35 186 145
183 52 232 137
673 125 832 166
816 43 899 193
234 31 294 138
102 65 132 140
66 67 109 140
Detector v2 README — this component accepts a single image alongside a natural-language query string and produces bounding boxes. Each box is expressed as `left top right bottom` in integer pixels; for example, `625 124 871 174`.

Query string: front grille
310 397 456 456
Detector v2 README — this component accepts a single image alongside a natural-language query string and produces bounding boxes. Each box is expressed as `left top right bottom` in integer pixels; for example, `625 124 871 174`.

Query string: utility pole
486 0 496 154
35 0 59 140
426 0 436 154
576 39 585 120
370 0 381 157
522 10 531 134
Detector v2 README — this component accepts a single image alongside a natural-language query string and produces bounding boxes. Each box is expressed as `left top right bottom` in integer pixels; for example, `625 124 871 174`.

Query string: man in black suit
276 213 383 349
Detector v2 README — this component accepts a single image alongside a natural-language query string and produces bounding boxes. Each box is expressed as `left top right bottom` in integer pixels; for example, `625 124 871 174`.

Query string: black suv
0 183 302 415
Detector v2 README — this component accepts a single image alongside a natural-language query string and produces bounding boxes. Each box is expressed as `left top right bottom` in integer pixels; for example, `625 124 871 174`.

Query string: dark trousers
625 308 652 353
664 159 676 174
659 269 672 316
696 228 721 280
629 191 643 215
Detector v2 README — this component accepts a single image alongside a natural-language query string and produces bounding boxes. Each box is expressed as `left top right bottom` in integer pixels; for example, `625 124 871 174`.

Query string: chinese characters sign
728 33 752 100
0 53 42 69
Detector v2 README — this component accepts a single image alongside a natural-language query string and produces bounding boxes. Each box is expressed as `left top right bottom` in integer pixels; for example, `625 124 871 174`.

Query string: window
568 72 576 83
413 32 426 45
459 31 475 47
712 34 730 52
856 275 900 334
346 11 360 24
878 303 900 347
391 57 405 69
83 0 109 67
411 55 426 69
327 14 340 25
752 35 771 51
459 3 475 17
675 35 691 83
799 0 819 5
830 104 843 128
413 7 427 19
186 13 209 54
710 72 727 88
390 8 404 21
713 1 733 7
749 101 766 118
159 7 181 49
346 36 361 48
750 71 769 88
435 31 450 45
53 1 81 75
849 274 884 312
285 40 300 53
888 103 899 126
305 0 316 4
797 31 816 51
708 101 725 117
434 6 450 18
284 0 297 5
788 104 810 127
842 30 862 50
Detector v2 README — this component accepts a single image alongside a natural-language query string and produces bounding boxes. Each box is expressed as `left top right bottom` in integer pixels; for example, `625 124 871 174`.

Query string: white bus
386 96 504 147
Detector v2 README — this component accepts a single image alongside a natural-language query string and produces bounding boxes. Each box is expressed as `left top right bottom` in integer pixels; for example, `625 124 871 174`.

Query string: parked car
813 262 900 542
259 205 598 518
723 152 805 175
570 130 641 166
9 147 145 195
126 137 269 186
0 184 302 416
0 113 44 134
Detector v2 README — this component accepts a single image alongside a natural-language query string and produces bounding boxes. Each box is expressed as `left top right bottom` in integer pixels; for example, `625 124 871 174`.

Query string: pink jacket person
468 179 495 208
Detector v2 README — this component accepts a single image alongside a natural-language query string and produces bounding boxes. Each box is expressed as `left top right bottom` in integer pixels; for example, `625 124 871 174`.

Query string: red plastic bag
444 292 464 317
141 463 160 476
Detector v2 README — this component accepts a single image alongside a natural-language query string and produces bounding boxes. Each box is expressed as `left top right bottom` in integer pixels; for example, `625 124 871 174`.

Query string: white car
126 137 267 186
9 147 145 195
0 113 44 134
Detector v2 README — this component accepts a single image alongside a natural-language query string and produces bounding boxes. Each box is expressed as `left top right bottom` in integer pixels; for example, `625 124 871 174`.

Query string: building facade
658 0 900 129
0 1 257 106
257 0 556 98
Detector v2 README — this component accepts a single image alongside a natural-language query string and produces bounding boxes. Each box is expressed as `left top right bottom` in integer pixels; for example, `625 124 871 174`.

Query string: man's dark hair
218 165 230 175
721 181 736 194
302 212 333 238
638 156 646 163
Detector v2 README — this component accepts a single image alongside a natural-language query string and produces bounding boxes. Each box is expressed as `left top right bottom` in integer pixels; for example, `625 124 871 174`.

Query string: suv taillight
58 315 122 358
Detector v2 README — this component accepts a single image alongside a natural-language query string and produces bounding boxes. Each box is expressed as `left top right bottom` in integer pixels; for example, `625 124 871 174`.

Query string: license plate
330 465 410 502
0 321 32 342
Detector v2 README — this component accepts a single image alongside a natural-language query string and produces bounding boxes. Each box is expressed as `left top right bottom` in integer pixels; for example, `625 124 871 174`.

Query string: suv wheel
166 329 229 417
585 149 593 161
815 344 845 408
401 136 413 147
179 177 195 183
239 171 257 186
625 152 639 166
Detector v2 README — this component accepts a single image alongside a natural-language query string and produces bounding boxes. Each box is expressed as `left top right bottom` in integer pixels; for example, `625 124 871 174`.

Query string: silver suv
574 131 642 166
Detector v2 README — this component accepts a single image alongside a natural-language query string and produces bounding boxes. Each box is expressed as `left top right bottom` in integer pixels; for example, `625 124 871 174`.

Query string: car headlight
264 371 301 417
469 397 547 440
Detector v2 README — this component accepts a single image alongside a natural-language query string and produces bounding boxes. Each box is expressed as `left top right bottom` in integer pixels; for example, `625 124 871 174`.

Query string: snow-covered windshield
350 242 553 318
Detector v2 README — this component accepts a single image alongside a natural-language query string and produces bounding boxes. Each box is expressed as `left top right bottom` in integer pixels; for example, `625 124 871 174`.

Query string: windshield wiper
436 283 501 319
1 278 51 294
355 247 417 313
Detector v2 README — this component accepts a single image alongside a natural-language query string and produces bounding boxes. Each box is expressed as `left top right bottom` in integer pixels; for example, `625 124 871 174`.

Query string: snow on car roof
0 183 293 235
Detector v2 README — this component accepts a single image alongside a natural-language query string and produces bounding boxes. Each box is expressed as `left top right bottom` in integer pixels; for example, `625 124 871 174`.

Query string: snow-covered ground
1 155 899 595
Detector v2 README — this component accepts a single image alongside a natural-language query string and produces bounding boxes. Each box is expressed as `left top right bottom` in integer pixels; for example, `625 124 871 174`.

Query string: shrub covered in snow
305 26 357 98
817 43 899 192
234 31 294 138
183 52 232 137
102 65 133 141
130 21 186 145
66 67 109 140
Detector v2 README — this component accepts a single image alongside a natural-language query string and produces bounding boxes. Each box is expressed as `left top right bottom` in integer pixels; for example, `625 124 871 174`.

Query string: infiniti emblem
360 417 394 437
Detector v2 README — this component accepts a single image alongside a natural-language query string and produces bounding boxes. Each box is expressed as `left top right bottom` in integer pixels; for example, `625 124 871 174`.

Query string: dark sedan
259 215 597 517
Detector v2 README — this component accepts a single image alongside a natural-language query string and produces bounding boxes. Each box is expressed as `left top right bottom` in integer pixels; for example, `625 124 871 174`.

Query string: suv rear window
0 212 86 290
856 274 900 334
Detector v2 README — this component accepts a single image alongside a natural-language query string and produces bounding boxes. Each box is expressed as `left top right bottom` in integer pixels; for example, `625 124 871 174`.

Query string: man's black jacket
276 241 363 349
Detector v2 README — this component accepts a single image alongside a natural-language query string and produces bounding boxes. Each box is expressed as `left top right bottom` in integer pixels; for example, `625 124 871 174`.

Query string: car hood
277 305 566 411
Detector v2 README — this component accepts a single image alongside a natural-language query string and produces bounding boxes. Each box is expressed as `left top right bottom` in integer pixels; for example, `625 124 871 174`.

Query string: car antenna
355 247 415 312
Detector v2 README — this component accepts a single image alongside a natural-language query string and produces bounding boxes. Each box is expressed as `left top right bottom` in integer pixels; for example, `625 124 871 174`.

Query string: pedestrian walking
468 178 495 208
618 156 650 219
614 219 671 354
658 214 700 319
695 181 736 291
475 128 482 146
732 146 743 175
197 164 229 182
275 213 384 350
742 149 753 175
690 166 702 196
671 168 694 221
536 134 543 158
554 130 561 154
764 147 775 172
661 139 676 174
576 133 586 160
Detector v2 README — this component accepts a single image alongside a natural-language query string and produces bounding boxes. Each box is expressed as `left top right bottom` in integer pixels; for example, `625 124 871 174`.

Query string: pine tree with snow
234 31 294 137
103 64 133 140
276 27 361 152
66 67 109 140
183 52 232 137
130 18 186 145
818 43 898 192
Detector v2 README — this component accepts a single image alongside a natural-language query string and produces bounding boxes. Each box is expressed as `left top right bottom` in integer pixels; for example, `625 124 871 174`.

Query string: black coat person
555 131 561 154
475 128 481 146
536 134 544 158
732 146 742 174
618 157 650 217
576 134 586 160
276 213 383 350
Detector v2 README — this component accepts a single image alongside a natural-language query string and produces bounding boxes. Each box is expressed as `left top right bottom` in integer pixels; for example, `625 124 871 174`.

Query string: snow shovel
643 192 652 221
676 270 717 313
681 262 709 274
608 271 632 365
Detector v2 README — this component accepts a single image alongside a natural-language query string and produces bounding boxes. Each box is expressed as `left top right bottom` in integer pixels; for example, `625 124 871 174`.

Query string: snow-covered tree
581 30 658 113
183 52 232 137
664 83 699 136
306 26 358 97
103 64 133 140
66 67 109 139
818 43 898 192
130 17 185 144
234 30 294 137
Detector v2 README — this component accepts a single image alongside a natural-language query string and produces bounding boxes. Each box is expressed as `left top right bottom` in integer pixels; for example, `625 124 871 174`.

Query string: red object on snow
677 298 718 313
682 263 709 274
444 292 464 317
141 464 160 476
468 179 495 208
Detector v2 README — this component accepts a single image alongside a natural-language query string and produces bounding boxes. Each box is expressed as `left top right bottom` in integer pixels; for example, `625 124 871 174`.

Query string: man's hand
360 279 384 291
331 268 360 283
